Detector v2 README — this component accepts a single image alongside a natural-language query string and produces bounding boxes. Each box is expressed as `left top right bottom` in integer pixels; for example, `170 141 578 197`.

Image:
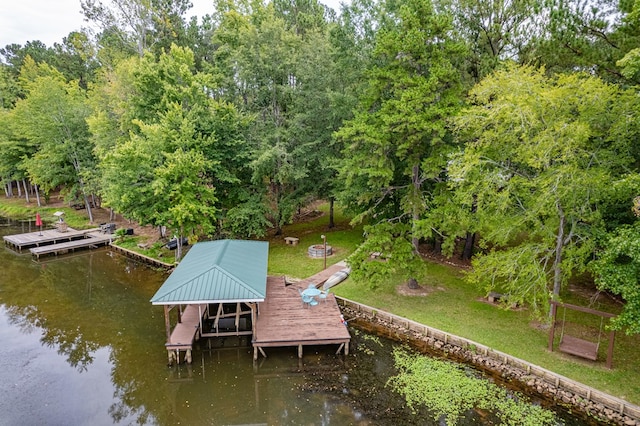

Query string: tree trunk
552 202 565 298
34 185 41 207
328 197 335 229
461 232 476 260
7 181 13 197
83 194 94 223
407 277 420 289
22 179 30 203
411 163 420 253
433 235 443 255
176 226 184 261
16 181 22 197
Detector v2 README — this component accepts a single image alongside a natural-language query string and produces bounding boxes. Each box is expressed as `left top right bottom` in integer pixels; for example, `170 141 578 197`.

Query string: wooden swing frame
548 300 616 369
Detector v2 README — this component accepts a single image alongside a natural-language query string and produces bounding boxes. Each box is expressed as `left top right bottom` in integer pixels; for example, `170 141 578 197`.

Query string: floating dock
3 227 113 258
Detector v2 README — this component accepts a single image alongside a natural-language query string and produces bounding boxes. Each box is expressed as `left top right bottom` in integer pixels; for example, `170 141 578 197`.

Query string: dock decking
3 228 114 258
166 304 208 364
252 275 350 360
4 227 99 250
29 231 113 258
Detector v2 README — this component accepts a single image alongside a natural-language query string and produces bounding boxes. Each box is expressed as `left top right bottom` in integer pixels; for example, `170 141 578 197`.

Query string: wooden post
164 305 171 343
548 302 557 352
606 330 615 369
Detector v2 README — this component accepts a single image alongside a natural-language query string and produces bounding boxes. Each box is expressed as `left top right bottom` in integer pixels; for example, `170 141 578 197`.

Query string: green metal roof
150 239 268 305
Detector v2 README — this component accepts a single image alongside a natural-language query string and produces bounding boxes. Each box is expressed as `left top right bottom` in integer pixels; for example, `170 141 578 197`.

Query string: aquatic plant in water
388 348 557 426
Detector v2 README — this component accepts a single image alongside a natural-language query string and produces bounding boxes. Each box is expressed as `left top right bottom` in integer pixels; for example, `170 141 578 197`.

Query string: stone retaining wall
336 297 640 426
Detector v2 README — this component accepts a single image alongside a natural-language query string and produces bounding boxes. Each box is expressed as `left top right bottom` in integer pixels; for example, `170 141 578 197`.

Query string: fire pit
308 244 332 258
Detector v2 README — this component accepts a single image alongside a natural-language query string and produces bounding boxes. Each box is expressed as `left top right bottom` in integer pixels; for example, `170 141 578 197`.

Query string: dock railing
336 296 640 424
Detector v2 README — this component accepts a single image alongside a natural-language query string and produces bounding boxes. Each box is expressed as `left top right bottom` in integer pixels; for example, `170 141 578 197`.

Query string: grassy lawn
0 196 95 230
266 203 364 279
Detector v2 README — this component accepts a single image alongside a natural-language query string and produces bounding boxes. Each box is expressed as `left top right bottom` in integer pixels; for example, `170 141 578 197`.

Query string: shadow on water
0 219 602 425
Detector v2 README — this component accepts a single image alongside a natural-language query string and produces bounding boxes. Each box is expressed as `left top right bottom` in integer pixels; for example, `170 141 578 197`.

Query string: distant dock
3 227 113 258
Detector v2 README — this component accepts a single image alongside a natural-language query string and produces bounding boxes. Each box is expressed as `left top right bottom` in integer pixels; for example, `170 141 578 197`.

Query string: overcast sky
0 0 348 48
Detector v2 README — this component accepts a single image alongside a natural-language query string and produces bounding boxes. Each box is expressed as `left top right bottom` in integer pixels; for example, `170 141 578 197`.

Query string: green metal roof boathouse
150 239 268 364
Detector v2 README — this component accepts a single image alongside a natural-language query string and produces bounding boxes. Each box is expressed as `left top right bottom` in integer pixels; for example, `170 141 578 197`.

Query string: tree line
1 0 640 332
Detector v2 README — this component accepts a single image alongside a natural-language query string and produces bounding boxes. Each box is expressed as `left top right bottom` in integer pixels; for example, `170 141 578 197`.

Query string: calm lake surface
0 219 595 425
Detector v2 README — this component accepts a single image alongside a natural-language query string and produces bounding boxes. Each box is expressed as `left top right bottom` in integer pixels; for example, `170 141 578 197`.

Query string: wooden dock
252 275 351 360
29 232 113 259
166 304 208 365
3 227 100 251
3 227 115 259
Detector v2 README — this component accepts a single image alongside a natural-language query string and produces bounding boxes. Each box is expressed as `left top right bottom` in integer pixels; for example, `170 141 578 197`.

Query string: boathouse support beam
164 305 171 343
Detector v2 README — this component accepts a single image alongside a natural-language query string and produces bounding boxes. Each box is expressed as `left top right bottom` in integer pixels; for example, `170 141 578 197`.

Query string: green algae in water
389 347 557 426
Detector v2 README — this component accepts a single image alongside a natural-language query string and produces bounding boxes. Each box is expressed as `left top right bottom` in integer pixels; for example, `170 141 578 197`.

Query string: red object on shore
35 213 42 227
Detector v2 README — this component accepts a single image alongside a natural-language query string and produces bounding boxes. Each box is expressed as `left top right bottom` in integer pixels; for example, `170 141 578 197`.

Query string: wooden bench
559 334 599 361
284 237 299 245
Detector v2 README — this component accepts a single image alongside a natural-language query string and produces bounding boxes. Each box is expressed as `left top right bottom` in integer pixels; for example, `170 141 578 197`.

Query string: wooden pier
252 275 350 360
3 228 113 258
4 227 99 251
165 304 208 365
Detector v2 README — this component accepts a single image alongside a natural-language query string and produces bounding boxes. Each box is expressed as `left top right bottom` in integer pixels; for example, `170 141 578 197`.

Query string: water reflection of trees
1 244 167 424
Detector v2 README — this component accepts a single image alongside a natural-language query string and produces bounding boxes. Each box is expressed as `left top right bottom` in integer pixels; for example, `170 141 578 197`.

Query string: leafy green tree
211 1 312 235
336 0 465 286
592 222 640 334
534 0 640 84
95 45 249 248
0 64 21 108
450 65 640 316
12 60 97 220
444 0 543 83
50 32 101 90
82 0 194 57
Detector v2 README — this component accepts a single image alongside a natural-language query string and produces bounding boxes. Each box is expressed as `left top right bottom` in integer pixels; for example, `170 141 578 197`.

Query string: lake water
0 220 595 425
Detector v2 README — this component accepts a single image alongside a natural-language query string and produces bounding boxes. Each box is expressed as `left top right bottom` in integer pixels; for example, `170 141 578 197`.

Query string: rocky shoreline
340 304 638 426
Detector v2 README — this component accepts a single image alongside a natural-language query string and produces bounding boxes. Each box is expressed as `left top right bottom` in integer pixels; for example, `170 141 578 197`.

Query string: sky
0 0 348 48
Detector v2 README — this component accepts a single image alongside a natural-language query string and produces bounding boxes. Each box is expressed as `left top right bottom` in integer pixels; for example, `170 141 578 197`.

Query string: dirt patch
419 246 472 270
396 282 443 297
529 321 550 331
47 196 161 246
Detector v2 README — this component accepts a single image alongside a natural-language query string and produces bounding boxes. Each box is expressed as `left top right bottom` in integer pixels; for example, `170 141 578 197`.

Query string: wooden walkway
166 304 208 365
3 227 100 251
252 275 350 360
293 262 348 289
